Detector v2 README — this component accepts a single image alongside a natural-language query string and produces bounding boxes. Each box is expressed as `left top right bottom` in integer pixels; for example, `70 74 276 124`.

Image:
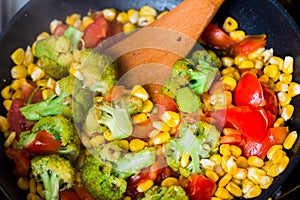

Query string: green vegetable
81 154 127 200
64 26 84 50
175 87 201 113
142 185 189 200
31 154 75 200
164 121 220 177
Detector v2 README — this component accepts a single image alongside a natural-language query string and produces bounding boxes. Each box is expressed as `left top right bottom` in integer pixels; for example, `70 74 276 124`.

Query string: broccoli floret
81 154 127 200
164 122 220 177
64 26 84 50
94 100 133 140
161 76 189 99
126 96 144 115
175 87 202 113
171 58 194 77
191 49 221 69
31 154 75 200
142 185 189 200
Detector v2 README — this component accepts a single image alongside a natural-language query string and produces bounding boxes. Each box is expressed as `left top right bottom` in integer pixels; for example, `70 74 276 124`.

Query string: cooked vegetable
141 185 189 200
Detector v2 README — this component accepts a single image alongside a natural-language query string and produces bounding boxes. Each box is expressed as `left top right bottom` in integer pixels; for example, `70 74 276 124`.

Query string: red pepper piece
5 147 30 177
59 189 82 200
25 130 62 154
232 34 266 56
21 81 43 104
73 184 95 200
185 174 215 200
262 84 279 116
234 72 266 107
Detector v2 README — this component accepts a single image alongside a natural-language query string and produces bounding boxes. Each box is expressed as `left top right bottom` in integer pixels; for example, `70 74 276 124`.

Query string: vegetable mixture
1 4 300 200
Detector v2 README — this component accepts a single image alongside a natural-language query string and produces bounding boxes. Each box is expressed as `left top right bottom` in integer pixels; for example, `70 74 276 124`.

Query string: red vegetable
73 184 95 200
59 189 81 200
234 72 265 107
24 130 62 154
21 81 43 104
155 94 179 113
232 34 267 56
5 147 30 177
185 174 215 200
53 24 69 36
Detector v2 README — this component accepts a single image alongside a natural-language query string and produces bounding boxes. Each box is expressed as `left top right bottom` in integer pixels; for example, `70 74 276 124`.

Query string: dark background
0 0 300 199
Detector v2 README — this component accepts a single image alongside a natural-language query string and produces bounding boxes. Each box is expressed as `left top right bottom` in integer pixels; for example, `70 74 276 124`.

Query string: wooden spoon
103 0 224 84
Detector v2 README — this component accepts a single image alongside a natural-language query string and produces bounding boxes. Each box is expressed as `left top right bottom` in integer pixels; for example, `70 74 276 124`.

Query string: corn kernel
17 177 29 191
4 131 16 148
127 9 139 24
200 159 216 170
288 82 300 97
11 65 27 79
222 76 237 91
31 66 45 82
152 121 170 132
160 111 180 128
215 187 233 199
142 100 154 113
139 5 157 17
222 156 238 175
81 16 94 29
116 11 129 24
230 145 242 158
132 113 148 124
269 56 284 70
0 116 9 132
247 48 265 60
264 64 279 79
283 131 297 150
282 56 293 74
254 59 264 70
259 175 273 189
233 168 248 180
114 140 130 151
3 99 12 111
238 60 254 69
229 30 245 42
180 152 190 168
46 78 56 90
36 31 50 41
42 89 55 100
242 179 255 194
275 81 288 92
130 139 146 152
103 130 113 141
12 89 23 100
279 73 293 83
244 185 262 199
132 85 149 101
281 104 294 121
150 131 170 145
137 180 154 193
223 17 238 33
236 156 248 168
214 164 226 177
1 85 12 100
123 22 136 34
161 177 179 187
234 56 246 65
247 156 264 168
89 135 105 147
138 15 155 27
23 46 34 66
278 155 289 173
221 57 234 68
206 169 219 182
50 19 63 34
157 11 168 19
11 48 25 65
274 117 284 127
267 145 283 161
103 8 117 21
247 167 266 184
210 154 222 165
66 13 81 26
220 144 231 156
277 92 291 107
226 181 242 197
259 48 273 63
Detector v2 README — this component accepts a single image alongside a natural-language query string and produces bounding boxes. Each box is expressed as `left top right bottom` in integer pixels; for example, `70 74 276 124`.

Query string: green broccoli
175 87 202 113
171 58 194 77
191 49 221 69
164 121 220 177
141 185 189 200
81 153 127 200
31 154 75 200
94 100 133 140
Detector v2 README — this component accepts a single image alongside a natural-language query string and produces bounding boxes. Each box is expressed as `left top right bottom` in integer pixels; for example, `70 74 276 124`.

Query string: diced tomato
5 147 30 177
21 81 43 104
225 106 268 142
201 23 233 50
73 184 95 200
155 94 178 113
103 85 126 102
233 72 265 107
25 130 62 154
268 127 289 145
59 189 81 200
262 84 279 116
185 174 215 200
232 34 266 56
53 24 69 36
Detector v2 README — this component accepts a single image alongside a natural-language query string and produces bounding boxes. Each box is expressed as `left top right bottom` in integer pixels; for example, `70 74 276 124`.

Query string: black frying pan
1 0 300 199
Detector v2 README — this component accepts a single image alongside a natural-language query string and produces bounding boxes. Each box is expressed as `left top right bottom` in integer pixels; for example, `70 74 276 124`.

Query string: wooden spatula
105 0 224 82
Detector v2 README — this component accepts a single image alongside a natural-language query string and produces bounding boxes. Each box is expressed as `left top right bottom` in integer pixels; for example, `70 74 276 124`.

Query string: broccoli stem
40 171 60 200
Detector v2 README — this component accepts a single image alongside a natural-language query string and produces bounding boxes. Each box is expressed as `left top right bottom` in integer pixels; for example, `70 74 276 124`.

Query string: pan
0 0 300 199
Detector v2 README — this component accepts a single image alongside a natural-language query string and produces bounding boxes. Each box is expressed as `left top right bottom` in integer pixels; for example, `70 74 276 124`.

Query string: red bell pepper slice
185 174 216 200
234 72 265 107
232 34 266 56
25 130 62 154
225 106 268 142
5 147 30 177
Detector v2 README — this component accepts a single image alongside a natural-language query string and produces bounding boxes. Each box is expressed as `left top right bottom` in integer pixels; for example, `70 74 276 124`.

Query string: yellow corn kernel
242 179 255 194
282 56 293 74
220 144 231 156
123 22 136 34
288 82 300 97
222 156 238 175
267 145 283 160
200 159 216 170
219 173 232 188
3 99 12 111
132 113 148 124
244 185 262 199
247 48 265 60
229 30 245 42
66 13 81 26
103 8 117 21
10 78 25 91
221 66 236 76
140 5 157 17
150 131 170 145
266 163 280 177
223 17 238 33
259 175 273 189
4 131 16 148
116 11 129 24
0 116 9 132
258 74 269 84
273 117 284 127
138 15 155 27
238 60 254 69
233 168 248 180
214 164 226 177
247 156 264 168
277 91 291 107
152 121 170 132
247 167 266 184
23 46 34 66
123 196 132 200
236 156 248 169
212 197 223 200
269 56 284 70
157 11 168 19
234 56 247 66
283 131 297 150
36 79 48 88
1 85 12 100
11 65 27 79
127 9 139 24
279 73 292 83
130 139 146 152
230 145 242 158
259 48 274 63
161 177 179 187
142 100 153 113
210 154 222 165
89 135 105 148
12 89 23 100
254 59 264 70
215 187 233 199
11 48 25 65
160 111 180 128
17 177 29 190
132 85 149 101
81 16 94 29
278 155 289 173
46 78 56 90
222 77 237 91
42 89 54 101
221 57 234 68
264 64 279 79
103 130 113 141
137 180 154 193
206 169 219 182
31 66 45 82
275 81 288 92
281 104 294 121
226 181 242 197
180 152 190 168
114 140 130 151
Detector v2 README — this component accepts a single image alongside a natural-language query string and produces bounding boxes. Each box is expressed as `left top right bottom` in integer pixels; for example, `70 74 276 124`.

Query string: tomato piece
73 185 95 200
5 147 30 177
21 81 43 104
53 24 69 36
226 106 268 142
234 72 265 107
268 127 289 145
232 34 266 56
25 130 62 154
262 84 279 115
201 23 233 50
155 94 178 113
60 189 81 200
185 174 215 200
